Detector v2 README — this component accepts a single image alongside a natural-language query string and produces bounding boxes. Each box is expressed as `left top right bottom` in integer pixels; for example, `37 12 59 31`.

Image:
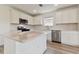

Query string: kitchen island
4 31 47 54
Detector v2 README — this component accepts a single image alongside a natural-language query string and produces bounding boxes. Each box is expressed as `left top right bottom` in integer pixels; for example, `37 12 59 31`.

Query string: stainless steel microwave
19 18 28 24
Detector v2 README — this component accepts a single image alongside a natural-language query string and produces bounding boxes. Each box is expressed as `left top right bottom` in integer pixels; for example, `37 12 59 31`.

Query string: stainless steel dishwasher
52 30 61 43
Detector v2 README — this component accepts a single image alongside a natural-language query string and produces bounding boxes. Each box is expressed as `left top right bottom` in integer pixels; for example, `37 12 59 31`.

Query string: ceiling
9 4 74 16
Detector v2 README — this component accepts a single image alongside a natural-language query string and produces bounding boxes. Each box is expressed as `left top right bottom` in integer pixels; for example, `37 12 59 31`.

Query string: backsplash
10 24 51 32
10 23 78 32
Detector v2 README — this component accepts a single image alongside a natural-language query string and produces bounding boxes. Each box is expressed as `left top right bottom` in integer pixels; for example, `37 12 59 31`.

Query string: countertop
5 31 43 43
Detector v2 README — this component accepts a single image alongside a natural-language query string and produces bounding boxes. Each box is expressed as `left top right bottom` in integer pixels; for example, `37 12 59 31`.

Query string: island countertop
5 31 43 43
4 31 47 54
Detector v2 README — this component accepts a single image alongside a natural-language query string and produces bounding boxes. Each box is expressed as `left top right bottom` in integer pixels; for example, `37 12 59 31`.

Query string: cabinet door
55 6 77 24
33 16 42 25
10 9 20 23
47 31 52 41
55 11 62 24
20 12 28 20
62 7 77 23
28 15 33 25
61 31 79 45
0 5 10 34
20 12 33 25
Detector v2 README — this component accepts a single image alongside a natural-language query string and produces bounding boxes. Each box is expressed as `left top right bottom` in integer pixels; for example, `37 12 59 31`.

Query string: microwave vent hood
19 18 28 24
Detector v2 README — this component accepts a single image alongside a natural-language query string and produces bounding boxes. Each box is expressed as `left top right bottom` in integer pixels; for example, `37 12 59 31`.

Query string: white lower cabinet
44 31 52 41
61 31 79 46
47 31 52 41
4 34 47 54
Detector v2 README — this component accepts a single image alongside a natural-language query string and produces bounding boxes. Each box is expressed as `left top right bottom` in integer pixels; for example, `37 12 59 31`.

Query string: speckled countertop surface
5 31 43 43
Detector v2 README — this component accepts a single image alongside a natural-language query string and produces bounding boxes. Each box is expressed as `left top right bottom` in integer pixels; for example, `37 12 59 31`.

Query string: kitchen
0 4 79 54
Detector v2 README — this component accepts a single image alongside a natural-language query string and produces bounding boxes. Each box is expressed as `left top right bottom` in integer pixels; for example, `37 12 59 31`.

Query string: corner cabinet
55 6 78 24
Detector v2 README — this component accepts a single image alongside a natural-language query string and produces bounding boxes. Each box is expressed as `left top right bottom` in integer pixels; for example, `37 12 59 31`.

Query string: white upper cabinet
10 8 33 25
20 12 33 25
55 6 78 24
28 15 33 25
33 16 42 25
19 12 28 19
62 7 77 23
33 13 54 25
55 11 62 24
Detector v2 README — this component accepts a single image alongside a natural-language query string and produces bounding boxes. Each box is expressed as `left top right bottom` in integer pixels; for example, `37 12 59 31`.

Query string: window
43 17 54 26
